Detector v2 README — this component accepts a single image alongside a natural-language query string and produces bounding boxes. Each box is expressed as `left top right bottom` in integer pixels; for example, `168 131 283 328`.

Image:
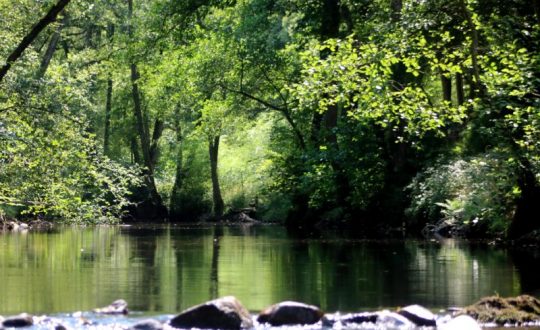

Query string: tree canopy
1 0 539 238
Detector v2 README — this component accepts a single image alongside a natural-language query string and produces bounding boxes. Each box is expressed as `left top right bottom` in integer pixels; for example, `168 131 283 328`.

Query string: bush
407 152 518 236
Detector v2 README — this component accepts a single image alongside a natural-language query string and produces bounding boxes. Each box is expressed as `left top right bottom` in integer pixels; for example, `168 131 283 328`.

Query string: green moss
461 295 540 325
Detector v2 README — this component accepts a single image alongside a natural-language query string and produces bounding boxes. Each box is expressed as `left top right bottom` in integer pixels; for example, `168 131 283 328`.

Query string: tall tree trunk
0 0 71 84
320 0 340 143
103 78 113 156
508 157 540 239
170 113 184 217
441 73 452 103
533 0 540 24
311 0 341 145
390 0 403 22
209 136 224 218
128 0 166 216
130 64 153 173
37 14 67 78
103 23 115 156
456 72 465 105
459 0 484 96
130 135 141 164
149 118 164 167
130 63 164 211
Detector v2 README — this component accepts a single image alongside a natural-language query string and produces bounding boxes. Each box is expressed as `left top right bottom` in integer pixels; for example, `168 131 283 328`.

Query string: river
0 224 539 327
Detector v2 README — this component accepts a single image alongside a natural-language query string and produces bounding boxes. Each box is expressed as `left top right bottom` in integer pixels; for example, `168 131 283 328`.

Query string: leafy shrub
407 152 518 236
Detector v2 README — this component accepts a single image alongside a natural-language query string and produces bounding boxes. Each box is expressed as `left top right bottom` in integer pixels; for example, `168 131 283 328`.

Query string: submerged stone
93 299 129 315
169 296 253 330
460 295 540 325
33 315 68 330
439 315 481 330
257 301 324 326
129 319 163 330
2 313 33 327
322 312 379 326
397 304 437 326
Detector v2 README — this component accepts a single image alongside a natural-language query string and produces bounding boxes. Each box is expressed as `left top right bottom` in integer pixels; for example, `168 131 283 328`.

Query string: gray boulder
94 299 128 315
257 301 323 326
439 315 481 330
2 313 33 327
129 319 163 330
397 304 437 326
169 296 253 330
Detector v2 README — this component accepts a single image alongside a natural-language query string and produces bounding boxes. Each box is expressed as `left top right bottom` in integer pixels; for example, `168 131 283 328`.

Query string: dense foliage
1 0 539 237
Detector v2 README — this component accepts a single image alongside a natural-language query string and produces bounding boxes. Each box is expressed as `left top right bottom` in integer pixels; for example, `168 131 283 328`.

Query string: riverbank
1 295 540 330
3 215 540 247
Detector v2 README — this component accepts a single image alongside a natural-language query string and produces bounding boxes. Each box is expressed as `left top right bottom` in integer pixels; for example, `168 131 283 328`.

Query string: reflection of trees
0 227 530 315
408 240 520 308
209 226 223 299
510 249 540 297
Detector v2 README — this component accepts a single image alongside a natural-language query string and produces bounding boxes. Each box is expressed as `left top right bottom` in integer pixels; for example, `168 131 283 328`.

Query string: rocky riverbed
1 295 539 330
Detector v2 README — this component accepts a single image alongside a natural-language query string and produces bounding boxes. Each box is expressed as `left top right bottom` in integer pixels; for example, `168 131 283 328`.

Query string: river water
0 224 539 326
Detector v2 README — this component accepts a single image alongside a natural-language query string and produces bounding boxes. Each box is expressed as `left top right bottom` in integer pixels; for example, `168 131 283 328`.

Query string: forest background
1 0 539 239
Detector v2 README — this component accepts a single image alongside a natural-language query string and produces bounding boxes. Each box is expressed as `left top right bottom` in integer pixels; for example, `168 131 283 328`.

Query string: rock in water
169 296 253 330
439 315 481 330
94 299 129 315
460 295 540 324
129 319 163 330
257 301 323 326
322 312 379 326
376 311 415 328
2 313 33 327
341 312 379 325
397 304 437 326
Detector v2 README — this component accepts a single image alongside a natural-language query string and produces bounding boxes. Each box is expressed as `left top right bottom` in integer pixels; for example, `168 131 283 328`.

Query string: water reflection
0 225 537 315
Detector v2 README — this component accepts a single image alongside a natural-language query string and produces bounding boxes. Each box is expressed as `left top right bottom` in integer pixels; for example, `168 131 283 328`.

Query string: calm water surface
0 224 539 316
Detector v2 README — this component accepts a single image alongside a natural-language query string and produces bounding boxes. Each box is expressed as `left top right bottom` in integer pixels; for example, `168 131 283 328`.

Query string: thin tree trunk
128 0 165 214
130 136 141 164
130 64 153 172
170 113 184 215
209 136 224 218
441 73 452 103
0 0 71 84
103 78 113 156
149 118 164 167
103 23 115 156
456 72 465 105
37 14 67 78
130 63 164 209
319 0 340 145
459 0 484 96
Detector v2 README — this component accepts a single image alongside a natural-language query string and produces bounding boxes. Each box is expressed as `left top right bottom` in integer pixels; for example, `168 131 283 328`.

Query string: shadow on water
0 224 537 315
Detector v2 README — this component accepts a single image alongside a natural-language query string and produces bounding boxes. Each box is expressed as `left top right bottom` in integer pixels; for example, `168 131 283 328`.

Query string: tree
0 0 71 84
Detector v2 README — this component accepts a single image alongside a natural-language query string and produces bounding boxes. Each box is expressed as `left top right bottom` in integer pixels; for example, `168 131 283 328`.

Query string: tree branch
0 0 72 84
219 83 306 149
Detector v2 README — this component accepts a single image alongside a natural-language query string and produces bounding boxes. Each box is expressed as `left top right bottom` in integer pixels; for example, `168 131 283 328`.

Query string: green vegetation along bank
1 0 540 239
